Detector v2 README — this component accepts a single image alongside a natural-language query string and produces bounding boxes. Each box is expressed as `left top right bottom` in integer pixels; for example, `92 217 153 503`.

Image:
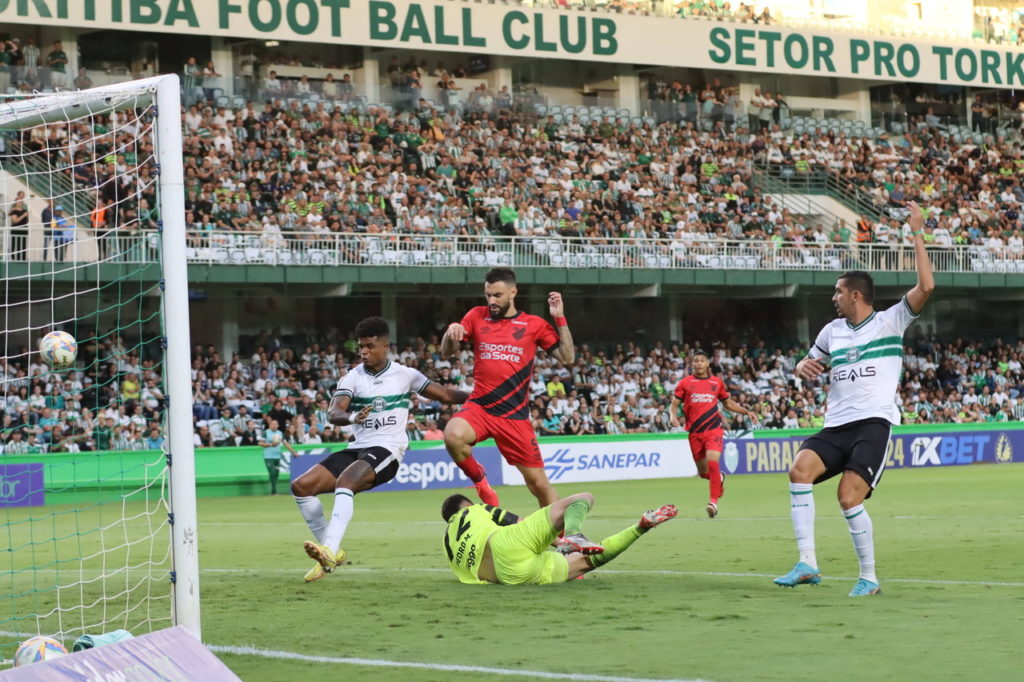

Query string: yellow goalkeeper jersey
442 504 518 584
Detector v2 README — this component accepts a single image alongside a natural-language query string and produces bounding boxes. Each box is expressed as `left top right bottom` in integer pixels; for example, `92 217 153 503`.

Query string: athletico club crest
995 434 1013 463
844 348 861 363
512 327 526 341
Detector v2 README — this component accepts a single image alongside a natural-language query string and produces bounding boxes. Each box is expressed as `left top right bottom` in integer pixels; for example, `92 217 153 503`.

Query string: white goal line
207 644 716 682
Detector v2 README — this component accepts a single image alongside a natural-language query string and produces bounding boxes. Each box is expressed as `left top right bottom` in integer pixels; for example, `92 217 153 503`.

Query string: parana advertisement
722 427 1021 475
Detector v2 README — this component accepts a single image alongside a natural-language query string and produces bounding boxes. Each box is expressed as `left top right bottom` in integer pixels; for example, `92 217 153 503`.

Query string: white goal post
0 74 199 643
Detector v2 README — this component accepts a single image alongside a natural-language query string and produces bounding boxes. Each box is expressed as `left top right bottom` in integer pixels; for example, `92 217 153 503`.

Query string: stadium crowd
6 43 1024 452
2 329 1024 454
164 89 1024 257
7 67 1024 263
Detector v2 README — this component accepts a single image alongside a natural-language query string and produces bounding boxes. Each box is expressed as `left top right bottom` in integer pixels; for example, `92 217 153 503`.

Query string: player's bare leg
704 450 724 518
444 417 499 506
775 449 827 588
565 504 678 580
517 464 558 507
837 470 880 596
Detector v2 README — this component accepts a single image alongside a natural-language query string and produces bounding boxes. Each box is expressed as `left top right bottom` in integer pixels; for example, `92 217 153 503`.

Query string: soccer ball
39 331 78 369
272 434 283 445
14 635 67 667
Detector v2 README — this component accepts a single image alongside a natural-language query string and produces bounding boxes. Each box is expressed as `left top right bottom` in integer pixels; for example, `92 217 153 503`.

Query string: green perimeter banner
1 421 1021 506
3 0 1024 88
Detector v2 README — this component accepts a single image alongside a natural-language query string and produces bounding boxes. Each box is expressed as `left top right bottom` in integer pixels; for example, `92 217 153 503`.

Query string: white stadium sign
3 0 1022 88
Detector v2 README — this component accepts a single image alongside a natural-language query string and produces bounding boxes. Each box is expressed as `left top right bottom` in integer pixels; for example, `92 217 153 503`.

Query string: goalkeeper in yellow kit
440 492 677 585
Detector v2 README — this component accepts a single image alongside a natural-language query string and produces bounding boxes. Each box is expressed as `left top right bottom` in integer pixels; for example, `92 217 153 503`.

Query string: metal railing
753 164 885 225
7 230 1018 275
3 137 97 231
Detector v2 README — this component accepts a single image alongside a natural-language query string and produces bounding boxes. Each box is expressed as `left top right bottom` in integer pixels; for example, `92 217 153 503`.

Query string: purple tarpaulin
0 627 241 681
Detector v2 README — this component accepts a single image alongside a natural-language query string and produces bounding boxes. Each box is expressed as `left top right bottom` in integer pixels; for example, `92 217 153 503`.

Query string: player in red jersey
670 349 758 518
441 267 575 508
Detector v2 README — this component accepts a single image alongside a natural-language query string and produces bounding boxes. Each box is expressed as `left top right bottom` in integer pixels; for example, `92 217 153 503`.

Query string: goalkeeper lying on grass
440 491 677 585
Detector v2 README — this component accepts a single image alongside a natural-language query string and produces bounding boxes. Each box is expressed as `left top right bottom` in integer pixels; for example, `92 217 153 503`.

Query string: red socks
707 460 722 501
456 455 485 483
456 455 499 505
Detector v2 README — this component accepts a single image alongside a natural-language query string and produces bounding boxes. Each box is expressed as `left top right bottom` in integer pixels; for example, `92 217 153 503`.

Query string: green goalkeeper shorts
489 505 569 585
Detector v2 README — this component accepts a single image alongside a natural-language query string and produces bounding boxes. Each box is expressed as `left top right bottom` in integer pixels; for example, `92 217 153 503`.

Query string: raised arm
440 322 466 358
904 202 935 315
420 381 470 405
547 292 575 365
327 394 370 427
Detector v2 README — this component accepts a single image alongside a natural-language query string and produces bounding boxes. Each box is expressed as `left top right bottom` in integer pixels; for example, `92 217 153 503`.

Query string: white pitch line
206 644 714 682
6 567 1022 587
202 520 442 526
200 514 1024 527
0 629 35 638
201 566 1024 588
0 631 711 681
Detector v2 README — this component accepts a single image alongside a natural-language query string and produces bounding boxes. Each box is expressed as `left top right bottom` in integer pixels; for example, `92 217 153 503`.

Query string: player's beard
489 302 511 318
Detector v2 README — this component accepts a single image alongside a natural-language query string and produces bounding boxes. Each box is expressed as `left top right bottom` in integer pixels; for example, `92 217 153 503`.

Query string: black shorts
801 417 893 495
317 446 401 488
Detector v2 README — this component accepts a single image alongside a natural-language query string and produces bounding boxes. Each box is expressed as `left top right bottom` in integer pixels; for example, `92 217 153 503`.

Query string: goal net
0 75 198 660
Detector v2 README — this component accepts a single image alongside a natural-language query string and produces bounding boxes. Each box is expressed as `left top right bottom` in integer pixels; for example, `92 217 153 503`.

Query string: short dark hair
691 349 709 359
839 270 875 305
484 267 516 286
354 316 389 339
441 493 472 522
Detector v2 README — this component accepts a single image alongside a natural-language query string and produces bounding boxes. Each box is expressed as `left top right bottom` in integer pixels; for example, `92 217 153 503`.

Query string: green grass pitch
8 465 1024 681
205 464 1022 682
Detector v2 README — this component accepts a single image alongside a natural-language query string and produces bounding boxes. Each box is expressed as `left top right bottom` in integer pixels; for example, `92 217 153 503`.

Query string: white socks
844 504 877 583
322 488 355 555
789 482 817 568
293 495 326 544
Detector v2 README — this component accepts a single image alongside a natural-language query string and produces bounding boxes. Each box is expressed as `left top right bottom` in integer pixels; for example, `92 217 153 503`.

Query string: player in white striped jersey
775 203 934 597
291 317 469 582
